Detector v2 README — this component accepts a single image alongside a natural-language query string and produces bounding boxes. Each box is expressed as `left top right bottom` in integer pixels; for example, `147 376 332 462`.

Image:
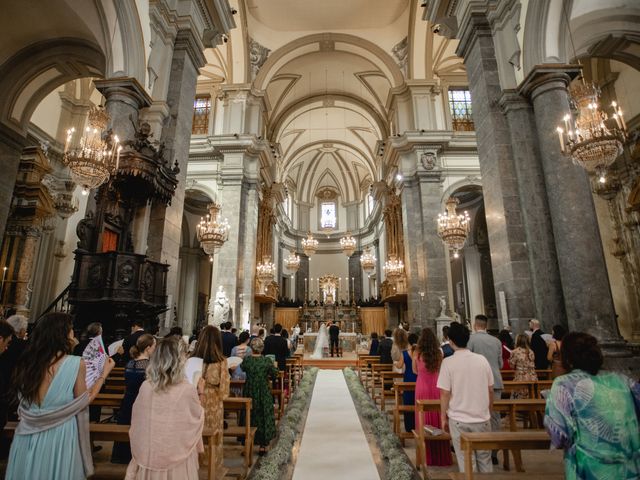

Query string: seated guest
546 324 567 379
6 313 114 479
508 334 537 398
221 322 238 357
127 337 204 479
441 326 454 358
119 319 146 366
545 332 640 480
378 329 393 364
111 334 156 464
412 328 451 466
242 337 279 455
368 332 379 355
529 318 549 370
437 322 494 474
497 329 514 369
263 323 289 370
193 326 229 475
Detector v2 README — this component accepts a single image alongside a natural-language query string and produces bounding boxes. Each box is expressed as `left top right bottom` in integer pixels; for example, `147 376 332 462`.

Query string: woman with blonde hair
126 337 204 479
509 334 537 398
192 325 229 474
391 327 409 374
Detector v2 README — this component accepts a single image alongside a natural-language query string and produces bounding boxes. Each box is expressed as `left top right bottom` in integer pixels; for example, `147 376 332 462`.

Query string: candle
556 127 564 152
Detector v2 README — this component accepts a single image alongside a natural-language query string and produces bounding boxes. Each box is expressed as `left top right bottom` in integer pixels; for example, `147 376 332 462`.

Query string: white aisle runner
292 369 380 480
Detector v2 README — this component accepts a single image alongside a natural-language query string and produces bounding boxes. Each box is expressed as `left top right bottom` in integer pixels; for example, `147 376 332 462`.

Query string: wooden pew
450 431 559 480
369 363 393 398
500 369 552 381
392 382 416 446
3 422 219 480
377 371 404 411
413 400 452 479
501 381 536 399
358 355 379 391
223 397 256 474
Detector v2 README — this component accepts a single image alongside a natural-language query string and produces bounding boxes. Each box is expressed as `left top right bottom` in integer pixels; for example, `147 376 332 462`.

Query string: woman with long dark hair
412 327 452 466
192 325 229 474
6 313 114 479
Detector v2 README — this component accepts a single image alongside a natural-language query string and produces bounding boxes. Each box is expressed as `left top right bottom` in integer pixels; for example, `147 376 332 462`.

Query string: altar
303 332 359 353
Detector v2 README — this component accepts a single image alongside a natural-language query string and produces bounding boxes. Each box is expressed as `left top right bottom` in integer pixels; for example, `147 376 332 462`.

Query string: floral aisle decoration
343 367 418 480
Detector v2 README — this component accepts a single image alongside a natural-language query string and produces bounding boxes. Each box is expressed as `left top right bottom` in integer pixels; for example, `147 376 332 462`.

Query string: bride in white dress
310 323 329 359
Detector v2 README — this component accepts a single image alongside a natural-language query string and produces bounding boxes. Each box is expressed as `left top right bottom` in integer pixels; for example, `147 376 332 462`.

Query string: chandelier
360 247 376 274
63 106 121 195
384 254 404 278
256 256 276 282
53 192 79 219
556 81 626 184
437 197 470 259
340 232 356 257
284 250 300 273
196 203 230 259
301 232 318 256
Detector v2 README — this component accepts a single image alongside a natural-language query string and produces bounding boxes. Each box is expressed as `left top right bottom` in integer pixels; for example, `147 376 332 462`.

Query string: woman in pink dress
412 328 452 466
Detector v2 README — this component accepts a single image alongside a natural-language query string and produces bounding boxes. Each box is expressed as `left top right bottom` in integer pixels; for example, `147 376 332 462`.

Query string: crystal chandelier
360 247 376 274
63 106 121 195
384 254 404 278
301 232 318 256
53 192 79 219
284 250 300 273
556 81 626 184
437 197 470 259
256 256 276 282
196 203 230 259
340 232 356 257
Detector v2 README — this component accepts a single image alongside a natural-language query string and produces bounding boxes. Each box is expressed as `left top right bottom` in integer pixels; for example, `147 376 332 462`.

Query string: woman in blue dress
6 313 114 479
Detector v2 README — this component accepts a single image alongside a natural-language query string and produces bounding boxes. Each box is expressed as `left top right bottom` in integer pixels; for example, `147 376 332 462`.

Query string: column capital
498 89 531 114
94 77 152 110
518 64 582 102
456 11 492 60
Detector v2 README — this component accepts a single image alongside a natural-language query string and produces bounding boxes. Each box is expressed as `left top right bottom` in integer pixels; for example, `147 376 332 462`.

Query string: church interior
1 0 639 479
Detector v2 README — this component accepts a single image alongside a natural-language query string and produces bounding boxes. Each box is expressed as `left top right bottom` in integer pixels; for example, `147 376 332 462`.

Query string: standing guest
546 324 567 379
368 332 379 355
0 315 28 420
111 334 156 464
545 332 640 479
329 321 340 357
437 322 494 474
221 322 238 357
263 323 289 370
394 329 417 432
412 328 452 466
377 329 393 364
508 334 537 398
408 332 418 347
392 328 409 373
250 325 260 340
497 329 514 369
120 319 146 366
6 313 114 479
467 314 503 465
193 326 230 475
0 319 14 448
230 331 253 385
126 337 204 479
258 328 266 341
528 319 549 370
441 326 454 358
242 337 279 456
282 329 295 356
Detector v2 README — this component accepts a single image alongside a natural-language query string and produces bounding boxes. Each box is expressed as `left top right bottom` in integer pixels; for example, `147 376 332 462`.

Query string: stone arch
113 0 147 84
441 177 483 206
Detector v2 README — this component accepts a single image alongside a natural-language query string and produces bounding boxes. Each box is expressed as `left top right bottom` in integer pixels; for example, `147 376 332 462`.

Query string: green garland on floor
343 367 418 480
248 367 318 480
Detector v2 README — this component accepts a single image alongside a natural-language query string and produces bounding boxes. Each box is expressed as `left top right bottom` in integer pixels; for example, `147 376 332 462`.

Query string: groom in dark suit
329 321 340 357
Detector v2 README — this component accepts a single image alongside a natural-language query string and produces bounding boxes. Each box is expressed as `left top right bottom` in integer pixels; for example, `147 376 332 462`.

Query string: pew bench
369 363 393 398
392 382 416 446
377 371 404 411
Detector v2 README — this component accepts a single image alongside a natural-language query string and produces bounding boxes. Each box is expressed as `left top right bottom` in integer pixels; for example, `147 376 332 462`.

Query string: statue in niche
438 295 448 318
209 286 230 326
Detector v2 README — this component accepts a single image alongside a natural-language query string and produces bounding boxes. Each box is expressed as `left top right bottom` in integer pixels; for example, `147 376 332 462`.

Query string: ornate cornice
174 29 207 69
518 64 582 101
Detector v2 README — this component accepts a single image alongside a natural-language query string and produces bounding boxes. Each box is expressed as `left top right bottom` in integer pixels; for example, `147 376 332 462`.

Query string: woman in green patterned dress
241 337 279 455
544 332 640 480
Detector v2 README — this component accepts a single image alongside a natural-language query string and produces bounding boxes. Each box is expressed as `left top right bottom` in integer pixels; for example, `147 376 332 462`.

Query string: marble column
456 15 535 331
295 254 309 303
147 30 205 329
178 246 200 334
348 251 363 303
520 65 622 344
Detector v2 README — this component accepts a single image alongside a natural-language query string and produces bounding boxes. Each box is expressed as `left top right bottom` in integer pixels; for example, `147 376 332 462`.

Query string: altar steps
302 357 357 369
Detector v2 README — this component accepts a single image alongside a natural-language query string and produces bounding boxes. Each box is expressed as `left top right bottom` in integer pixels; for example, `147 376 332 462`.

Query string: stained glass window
320 202 336 229
448 88 474 131
192 95 211 135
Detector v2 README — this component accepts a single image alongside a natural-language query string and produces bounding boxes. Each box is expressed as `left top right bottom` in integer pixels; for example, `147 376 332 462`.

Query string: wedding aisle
292 370 380 480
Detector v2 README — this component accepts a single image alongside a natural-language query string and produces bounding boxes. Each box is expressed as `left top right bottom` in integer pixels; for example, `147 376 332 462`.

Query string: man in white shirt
437 322 494 473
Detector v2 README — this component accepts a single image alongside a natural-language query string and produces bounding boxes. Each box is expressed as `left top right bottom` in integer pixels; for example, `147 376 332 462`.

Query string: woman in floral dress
509 334 537 399
192 326 230 474
241 337 279 455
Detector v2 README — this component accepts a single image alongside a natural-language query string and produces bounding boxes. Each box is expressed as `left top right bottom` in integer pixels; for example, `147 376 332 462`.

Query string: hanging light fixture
63 105 121 195
437 197 470 259
196 203 230 260
301 231 318 256
256 256 276 282
384 254 404 278
340 232 356 257
284 250 301 273
556 82 626 184
360 247 376 274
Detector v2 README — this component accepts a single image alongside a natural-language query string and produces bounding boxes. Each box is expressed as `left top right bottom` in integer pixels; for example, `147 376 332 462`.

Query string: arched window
320 201 336 229
367 193 375 217
284 193 292 219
